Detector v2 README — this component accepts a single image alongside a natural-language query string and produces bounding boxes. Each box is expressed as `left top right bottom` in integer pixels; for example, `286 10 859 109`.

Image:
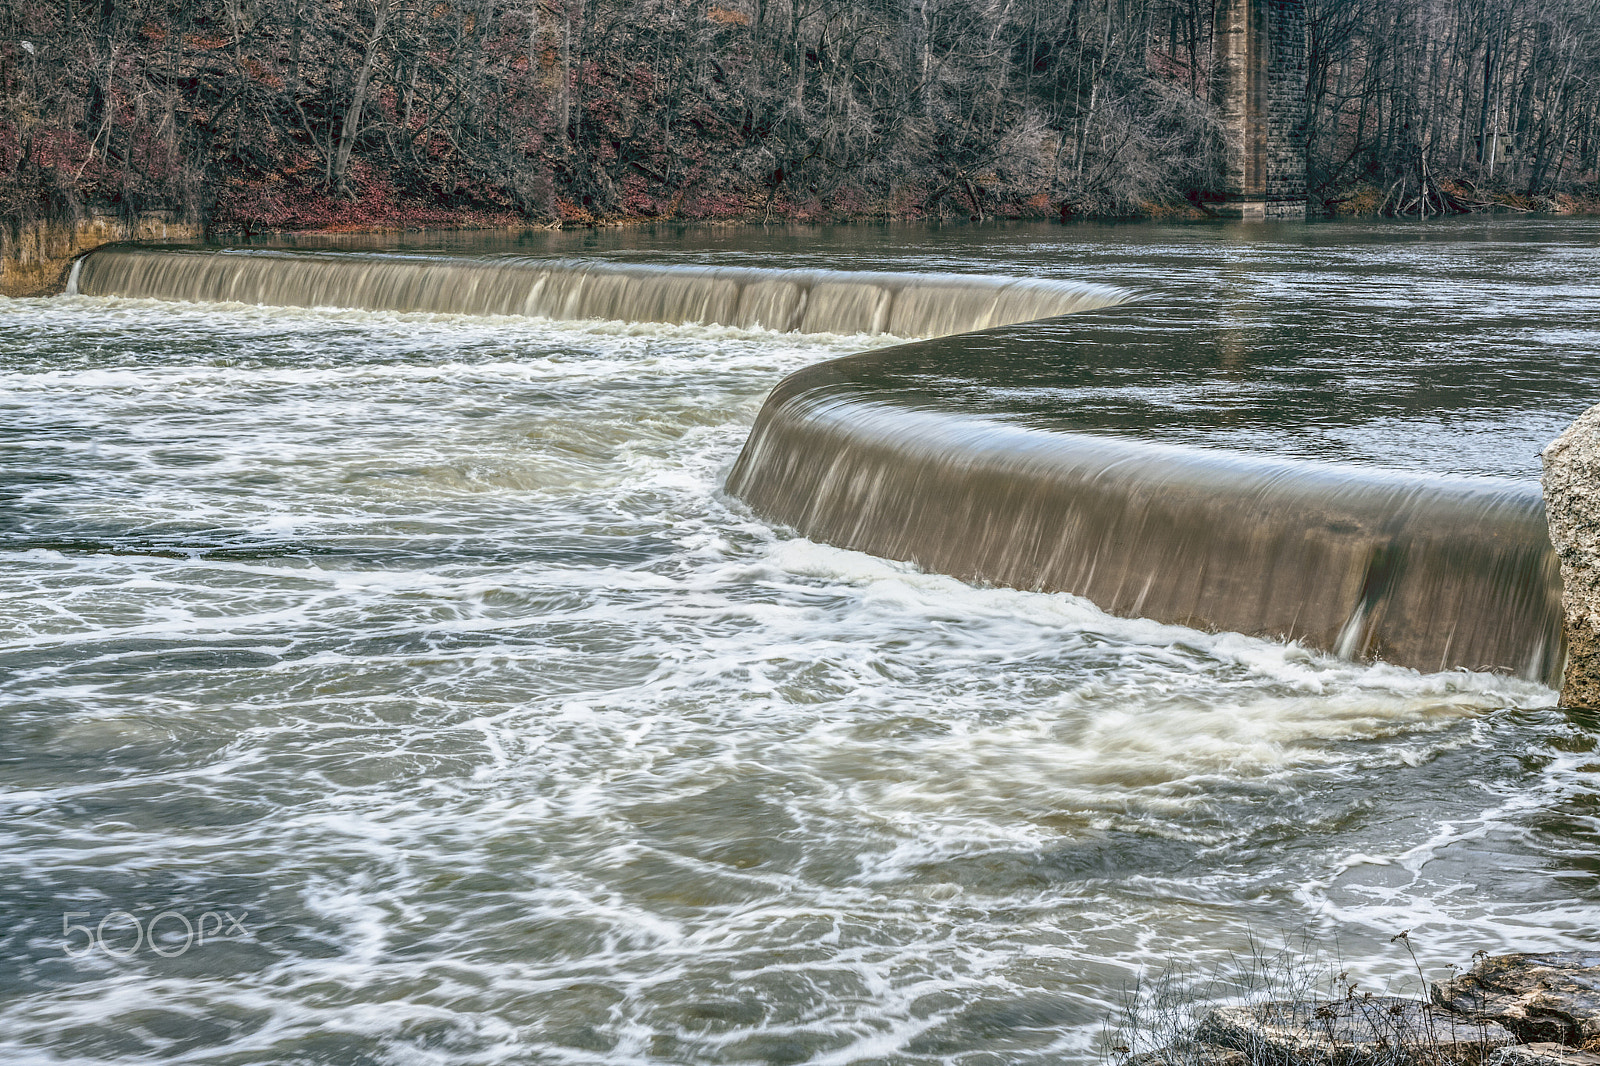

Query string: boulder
1542 411 1600 707
1489 1044 1600 1066
1432 953 1600 1048
1195 996 1517 1065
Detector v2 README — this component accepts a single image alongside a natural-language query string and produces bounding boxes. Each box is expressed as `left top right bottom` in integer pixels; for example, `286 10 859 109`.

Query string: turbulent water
2 219 1599 1066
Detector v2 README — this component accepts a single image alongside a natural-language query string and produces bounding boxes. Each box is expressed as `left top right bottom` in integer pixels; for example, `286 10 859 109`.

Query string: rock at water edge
1432 952 1600 1049
1490 1044 1600 1066
1195 996 1517 1065
1543 409 1600 707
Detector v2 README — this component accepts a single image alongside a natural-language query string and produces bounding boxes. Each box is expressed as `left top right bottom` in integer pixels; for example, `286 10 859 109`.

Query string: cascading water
75 245 1127 335
724 328 1565 685
8 224 1595 1066
75 243 1566 683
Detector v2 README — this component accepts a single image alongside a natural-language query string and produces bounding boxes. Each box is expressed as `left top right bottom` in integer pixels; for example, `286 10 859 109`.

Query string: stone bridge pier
1210 0 1308 220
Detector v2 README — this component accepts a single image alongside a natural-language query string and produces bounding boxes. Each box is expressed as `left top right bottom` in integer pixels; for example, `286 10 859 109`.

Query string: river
1 218 1597 1065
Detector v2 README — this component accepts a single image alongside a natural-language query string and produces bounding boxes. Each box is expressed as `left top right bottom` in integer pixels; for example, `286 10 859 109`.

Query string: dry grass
1102 935 1513 1066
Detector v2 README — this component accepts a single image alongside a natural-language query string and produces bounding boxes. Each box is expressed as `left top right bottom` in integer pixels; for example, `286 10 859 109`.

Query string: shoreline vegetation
181 180 1600 235
3 0 1598 237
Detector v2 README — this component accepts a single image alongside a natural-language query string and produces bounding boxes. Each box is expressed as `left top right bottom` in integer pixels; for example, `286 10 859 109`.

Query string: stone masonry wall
1265 0 1307 205
1212 0 1307 218
1209 0 1255 202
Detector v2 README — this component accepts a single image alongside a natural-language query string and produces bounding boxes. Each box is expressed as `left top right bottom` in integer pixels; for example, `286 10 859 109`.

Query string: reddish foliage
216 162 523 233
0 0 1232 232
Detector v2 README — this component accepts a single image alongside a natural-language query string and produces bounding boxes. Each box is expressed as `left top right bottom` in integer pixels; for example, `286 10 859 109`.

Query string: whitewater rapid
2 219 1598 1066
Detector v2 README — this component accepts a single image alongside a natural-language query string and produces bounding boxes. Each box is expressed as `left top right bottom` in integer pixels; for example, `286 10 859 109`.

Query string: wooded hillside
2 0 1597 229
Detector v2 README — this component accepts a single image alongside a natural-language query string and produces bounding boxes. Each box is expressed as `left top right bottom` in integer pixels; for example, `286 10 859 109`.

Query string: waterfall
74 246 1128 336
74 242 1564 683
726 346 1565 685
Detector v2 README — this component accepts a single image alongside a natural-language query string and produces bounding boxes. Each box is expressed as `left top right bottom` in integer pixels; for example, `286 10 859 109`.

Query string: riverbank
0 213 204 298
204 175 1600 238
1119 950 1600 1066
1327 181 1600 219
9 187 1597 300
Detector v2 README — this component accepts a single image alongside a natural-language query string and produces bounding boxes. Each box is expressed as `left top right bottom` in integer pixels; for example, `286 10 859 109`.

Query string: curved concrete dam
73 245 1126 335
75 244 1566 686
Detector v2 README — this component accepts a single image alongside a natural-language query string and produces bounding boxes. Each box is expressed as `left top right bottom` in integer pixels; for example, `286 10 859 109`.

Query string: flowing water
2 219 1599 1066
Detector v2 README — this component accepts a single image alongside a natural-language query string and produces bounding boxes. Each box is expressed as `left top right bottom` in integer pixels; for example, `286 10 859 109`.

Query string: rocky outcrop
1124 955 1600 1066
1193 996 1516 1065
1490 1044 1600 1066
1432 953 1600 1049
1543 411 1600 707
0 213 202 297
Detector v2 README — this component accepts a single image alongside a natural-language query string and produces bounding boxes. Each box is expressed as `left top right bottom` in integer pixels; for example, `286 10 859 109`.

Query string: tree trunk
332 0 391 195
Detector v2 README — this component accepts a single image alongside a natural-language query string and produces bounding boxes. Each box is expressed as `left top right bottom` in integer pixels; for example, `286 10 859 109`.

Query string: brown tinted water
1 219 1597 1066
725 317 1564 684
76 246 1126 335
79 235 1572 682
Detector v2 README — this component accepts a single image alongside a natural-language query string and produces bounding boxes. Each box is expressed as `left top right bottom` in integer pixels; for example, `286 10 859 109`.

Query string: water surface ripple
1 219 1597 1066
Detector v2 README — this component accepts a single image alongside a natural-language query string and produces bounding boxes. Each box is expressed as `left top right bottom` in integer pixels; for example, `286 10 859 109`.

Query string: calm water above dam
2 219 1599 1065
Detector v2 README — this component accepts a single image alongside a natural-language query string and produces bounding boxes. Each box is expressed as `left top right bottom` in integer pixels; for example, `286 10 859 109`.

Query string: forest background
2 0 1598 232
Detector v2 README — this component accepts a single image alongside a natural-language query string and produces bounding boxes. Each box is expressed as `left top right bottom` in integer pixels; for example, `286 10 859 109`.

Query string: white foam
0 269 1590 1066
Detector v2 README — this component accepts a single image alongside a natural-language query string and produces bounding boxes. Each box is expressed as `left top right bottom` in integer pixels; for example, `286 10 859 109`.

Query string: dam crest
74 246 1127 337
72 244 1566 687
